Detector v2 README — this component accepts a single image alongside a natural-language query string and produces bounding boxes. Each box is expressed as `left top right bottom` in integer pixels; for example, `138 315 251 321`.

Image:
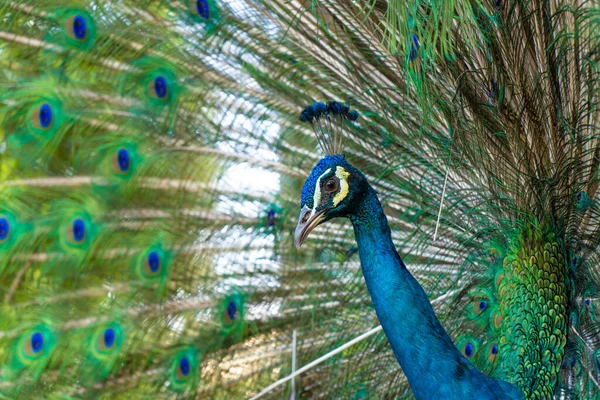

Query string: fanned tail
1 0 600 398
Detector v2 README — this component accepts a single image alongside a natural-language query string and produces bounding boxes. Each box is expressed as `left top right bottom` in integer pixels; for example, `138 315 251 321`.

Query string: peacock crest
299 101 359 155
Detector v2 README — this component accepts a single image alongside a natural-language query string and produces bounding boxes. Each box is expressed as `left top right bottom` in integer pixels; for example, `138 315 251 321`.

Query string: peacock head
294 154 368 248
294 102 362 248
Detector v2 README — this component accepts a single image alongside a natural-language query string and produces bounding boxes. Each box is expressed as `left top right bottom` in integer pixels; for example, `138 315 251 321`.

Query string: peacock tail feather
0 0 599 398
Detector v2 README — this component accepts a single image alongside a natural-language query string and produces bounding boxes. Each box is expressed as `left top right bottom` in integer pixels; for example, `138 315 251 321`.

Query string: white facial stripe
333 166 350 206
312 168 331 214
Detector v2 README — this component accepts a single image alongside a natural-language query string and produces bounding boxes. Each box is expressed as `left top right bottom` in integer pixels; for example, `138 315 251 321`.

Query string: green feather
84 322 125 381
119 57 181 130
6 325 57 380
219 292 246 343
2 84 70 164
131 242 172 290
168 347 200 392
57 9 97 49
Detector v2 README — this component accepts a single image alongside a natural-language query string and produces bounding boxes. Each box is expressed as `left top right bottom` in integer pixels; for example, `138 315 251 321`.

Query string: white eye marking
332 166 350 206
312 168 331 214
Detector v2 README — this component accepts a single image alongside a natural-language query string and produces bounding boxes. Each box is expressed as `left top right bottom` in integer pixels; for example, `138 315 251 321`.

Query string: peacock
0 0 599 398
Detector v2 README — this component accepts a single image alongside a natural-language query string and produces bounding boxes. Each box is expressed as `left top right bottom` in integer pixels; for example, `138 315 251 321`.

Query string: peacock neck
349 186 523 399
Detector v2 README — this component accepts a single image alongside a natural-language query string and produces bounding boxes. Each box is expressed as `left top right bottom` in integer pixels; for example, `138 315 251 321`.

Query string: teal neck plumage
349 186 524 400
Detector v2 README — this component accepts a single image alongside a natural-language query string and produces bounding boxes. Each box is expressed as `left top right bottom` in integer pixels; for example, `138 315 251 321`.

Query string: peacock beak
294 205 326 249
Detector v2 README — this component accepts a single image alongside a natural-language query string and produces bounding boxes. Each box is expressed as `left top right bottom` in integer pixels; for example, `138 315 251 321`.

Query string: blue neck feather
349 186 523 400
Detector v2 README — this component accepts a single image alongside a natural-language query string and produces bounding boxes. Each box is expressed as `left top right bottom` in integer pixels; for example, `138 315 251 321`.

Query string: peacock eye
324 179 338 193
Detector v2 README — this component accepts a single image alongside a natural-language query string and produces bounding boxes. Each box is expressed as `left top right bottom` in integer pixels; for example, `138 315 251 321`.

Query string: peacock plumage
0 0 599 399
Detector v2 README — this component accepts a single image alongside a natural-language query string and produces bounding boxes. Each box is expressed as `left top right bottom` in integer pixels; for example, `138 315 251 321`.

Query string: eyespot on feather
66 218 87 245
24 332 44 356
225 300 238 322
190 0 210 19
177 356 191 379
459 339 478 360
487 342 499 363
0 215 11 244
409 34 420 60
464 342 474 358
132 245 170 285
90 323 123 362
169 349 198 391
147 74 171 101
111 148 132 174
30 102 54 131
478 300 488 312
64 15 88 42
471 294 490 315
63 12 95 47
154 76 168 98
97 328 116 351
143 250 162 276
219 293 246 339
18 326 56 364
